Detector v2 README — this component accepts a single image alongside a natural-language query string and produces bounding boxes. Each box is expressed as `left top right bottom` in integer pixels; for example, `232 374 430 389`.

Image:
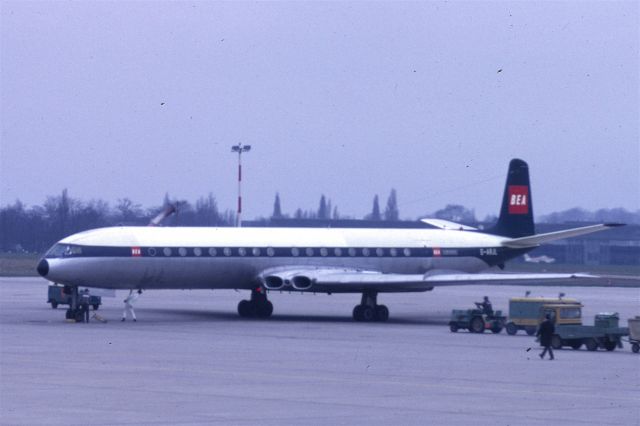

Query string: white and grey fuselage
39 226 520 293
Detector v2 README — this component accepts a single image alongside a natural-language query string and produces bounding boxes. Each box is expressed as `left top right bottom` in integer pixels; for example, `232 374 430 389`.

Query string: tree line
0 189 400 253
0 190 236 253
270 189 400 221
1 188 638 253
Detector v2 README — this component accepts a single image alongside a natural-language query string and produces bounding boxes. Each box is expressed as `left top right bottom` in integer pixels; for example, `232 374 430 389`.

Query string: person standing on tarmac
122 289 141 322
80 289 91 323
537 314 555 360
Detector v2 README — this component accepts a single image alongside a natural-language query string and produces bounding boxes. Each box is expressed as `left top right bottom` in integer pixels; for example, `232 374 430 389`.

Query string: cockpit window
45 244 83 258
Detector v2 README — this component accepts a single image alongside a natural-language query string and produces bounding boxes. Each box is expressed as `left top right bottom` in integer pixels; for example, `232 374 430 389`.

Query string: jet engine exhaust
292 276 313 290
263 276 285 290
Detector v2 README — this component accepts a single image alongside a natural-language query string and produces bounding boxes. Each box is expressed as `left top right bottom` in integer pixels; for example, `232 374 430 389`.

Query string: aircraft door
416 240 434 272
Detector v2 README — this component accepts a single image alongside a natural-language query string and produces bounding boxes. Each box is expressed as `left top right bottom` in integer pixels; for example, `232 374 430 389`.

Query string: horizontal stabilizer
501 223 624 248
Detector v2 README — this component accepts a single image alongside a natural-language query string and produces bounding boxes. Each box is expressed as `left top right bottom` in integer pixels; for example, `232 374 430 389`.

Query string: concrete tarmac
1 277 639 425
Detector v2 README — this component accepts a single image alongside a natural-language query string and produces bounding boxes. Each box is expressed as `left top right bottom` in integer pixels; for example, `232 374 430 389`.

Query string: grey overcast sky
1 1 638 220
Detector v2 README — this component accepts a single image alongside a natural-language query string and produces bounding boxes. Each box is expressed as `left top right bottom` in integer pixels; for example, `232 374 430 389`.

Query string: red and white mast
231 143 251 227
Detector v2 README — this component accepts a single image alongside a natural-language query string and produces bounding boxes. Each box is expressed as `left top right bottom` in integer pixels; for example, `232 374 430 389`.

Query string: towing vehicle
449 308 506 333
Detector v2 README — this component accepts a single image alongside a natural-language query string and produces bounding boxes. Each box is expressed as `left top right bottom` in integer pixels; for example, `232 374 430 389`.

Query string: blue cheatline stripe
45 243 523 265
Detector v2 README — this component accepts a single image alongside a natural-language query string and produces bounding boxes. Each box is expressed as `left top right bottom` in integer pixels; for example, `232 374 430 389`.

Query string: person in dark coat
537 314 555 360
475 296 494 316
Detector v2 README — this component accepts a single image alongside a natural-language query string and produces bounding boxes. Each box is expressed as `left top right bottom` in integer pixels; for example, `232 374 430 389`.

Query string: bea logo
508 185 529 214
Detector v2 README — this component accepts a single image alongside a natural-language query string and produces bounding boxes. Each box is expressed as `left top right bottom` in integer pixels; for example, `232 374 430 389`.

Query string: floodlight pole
231 143 251 227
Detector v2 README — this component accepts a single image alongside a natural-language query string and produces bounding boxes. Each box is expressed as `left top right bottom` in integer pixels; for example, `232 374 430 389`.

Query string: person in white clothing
122 289 141 321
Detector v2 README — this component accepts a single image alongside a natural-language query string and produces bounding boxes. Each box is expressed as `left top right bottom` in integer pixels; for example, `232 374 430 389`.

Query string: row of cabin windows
148 247 415 258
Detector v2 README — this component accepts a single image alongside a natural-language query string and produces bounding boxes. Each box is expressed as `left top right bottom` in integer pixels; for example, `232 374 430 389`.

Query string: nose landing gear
237 287 273 318
353 291 389 322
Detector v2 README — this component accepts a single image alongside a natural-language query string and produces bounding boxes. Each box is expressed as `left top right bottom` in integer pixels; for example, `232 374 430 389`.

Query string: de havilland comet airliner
37 159 627 322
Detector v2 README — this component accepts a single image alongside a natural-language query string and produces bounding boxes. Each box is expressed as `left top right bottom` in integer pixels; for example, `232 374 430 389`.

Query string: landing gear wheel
585 338 598 351
238 288 274 319
352 304 377 322
256 300 273 318
525 327 536 336
238 300 254 318
570 341 582 350
603 340 617 351
353 305 364 321
353 292 385 322
491 326 503 334
375 305 389 322
551 335 563 350
632 343 639 353
51 301 58 309
470 316 485 333
450 324 459 333
506 322 518 335
361 306 375 322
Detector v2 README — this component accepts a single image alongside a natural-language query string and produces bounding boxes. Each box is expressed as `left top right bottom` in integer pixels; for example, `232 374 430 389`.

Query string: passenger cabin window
223 248 232 256
334 248 342 257
266 247 275 257
305 248 314 256
193 248 202 257
148 248 157 256
252 248 261 256
178 248 187 257
403 248 411 257
291 248 300 257
362 248 370 257
163 248 172 256
208 248 217 257
320 248 328 257
376 248 384 257
348 248 357 257
390 248 398 257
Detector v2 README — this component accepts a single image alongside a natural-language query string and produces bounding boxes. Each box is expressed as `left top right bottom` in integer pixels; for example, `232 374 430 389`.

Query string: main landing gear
353 291 389 322
237 287 273 319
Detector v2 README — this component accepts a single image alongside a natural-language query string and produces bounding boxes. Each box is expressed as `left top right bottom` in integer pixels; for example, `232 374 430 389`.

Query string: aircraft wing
259 267 639 293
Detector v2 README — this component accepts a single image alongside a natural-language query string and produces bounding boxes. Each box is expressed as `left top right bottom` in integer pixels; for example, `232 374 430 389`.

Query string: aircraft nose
37 259 49 277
